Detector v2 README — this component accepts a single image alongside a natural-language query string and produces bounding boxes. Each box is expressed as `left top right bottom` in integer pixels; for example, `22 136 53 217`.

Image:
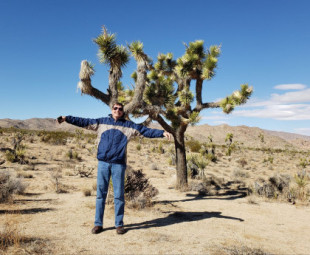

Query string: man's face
112 104 124 120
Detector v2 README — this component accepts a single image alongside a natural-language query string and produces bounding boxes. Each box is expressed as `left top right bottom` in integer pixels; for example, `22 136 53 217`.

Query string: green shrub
187 154 208 179
66 149 81 160
186 139 202 153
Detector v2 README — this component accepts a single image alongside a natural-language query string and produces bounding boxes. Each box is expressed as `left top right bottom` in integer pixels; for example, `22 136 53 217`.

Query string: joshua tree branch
79 78 110 105
195 78 203 108
153 114 174 134
78 60 110 105
194 101 221 111
125 60 148 113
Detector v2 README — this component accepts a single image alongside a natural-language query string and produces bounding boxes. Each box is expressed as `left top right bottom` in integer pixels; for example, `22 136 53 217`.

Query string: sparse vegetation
0 171 26 203
83 188 92 197
74 164 95 177
125 169 159 209
187 154 208 179
66 149 81 160
5 133 28 164
0 124 309 253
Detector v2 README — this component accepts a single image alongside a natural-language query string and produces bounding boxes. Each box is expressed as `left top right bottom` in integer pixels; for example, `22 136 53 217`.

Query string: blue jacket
65 115 164 164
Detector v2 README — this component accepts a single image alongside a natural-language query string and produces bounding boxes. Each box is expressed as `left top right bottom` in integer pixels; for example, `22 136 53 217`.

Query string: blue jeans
95 160 126 228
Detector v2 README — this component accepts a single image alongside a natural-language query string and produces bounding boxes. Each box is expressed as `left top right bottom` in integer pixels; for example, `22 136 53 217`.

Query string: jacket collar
108 114 126 122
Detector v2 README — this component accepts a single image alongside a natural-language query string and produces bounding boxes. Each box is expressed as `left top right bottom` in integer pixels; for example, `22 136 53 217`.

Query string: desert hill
0 118 309 151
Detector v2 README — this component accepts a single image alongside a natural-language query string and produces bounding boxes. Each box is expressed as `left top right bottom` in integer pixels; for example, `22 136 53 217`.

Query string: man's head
111 102 124 120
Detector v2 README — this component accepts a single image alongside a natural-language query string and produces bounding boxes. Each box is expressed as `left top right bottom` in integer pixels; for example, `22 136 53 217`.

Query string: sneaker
116 226 126 235
91 226 103 234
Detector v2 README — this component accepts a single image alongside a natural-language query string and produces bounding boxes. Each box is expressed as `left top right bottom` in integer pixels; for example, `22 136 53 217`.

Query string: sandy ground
1 131 310 254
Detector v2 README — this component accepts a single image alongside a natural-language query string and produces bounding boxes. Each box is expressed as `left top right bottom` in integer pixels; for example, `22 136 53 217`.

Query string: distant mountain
1 118 309 150
0 118 85 133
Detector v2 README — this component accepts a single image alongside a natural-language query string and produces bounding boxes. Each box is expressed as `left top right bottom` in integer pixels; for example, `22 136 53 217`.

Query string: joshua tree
76 26 253 190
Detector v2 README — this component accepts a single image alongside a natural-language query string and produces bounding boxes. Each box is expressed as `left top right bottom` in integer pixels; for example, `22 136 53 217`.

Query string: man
57 102 171 235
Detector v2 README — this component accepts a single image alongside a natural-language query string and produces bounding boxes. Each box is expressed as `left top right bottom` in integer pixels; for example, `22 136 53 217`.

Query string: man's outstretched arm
56 115 100 131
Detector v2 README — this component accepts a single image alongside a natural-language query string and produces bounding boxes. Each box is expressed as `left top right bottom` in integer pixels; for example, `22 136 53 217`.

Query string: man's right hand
57 116 66 124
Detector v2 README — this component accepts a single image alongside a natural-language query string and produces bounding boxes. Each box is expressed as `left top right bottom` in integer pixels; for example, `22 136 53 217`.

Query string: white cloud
294 128 310 136
270 89 310 104
201 115 230 120
274 84 306 90
233 104 310 120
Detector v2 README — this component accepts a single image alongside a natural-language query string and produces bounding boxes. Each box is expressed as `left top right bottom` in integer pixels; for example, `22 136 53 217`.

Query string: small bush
294 170 309 201
125 169 158 209
263 156 274 164
237 158 248 168
157 142 165 154
0 171 27 203
66 149 81 160
74 164 94 177
40 131 72 145
254 174 291 199
50 168 68 193
83 188 92 197
187 154 208 179
136 144 141 151
186 139 202 153
0 215 24 251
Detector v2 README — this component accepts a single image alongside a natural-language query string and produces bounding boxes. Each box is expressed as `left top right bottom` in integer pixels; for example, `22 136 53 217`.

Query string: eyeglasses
113 107 123 111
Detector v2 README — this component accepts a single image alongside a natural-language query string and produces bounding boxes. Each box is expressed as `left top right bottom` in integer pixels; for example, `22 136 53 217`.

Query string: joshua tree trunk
174 126 188 190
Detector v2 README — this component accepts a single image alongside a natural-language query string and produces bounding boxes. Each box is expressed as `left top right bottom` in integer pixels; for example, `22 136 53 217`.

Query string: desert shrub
298 158 309 169
83 188 92 197
49 168 68 193
124 169 158 209
66 149 81 160
4 133 28 164
136 144 141 151
237 158 248 168
0 214 24 252
0 171 26 203
190 181 211 196
206 153 217 163
190 176 224 196
233 169 250 179
186 139 202 153
222 244 270 255
294 170 309 201
157 142 165 154
74 164 94 177
263 156 274 164
40 131 73 145
167 145 176 165
187 154 208 179
254 174 291 199
225 133 234 156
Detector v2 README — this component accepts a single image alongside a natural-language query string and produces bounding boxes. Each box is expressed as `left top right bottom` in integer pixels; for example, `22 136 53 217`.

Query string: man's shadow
103 211 244 232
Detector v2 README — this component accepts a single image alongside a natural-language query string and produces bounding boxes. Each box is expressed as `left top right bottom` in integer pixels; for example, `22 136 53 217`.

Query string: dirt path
3 178 309 255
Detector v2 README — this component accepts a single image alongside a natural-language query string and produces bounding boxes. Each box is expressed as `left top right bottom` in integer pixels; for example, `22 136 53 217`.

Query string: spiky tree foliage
76 26 253 189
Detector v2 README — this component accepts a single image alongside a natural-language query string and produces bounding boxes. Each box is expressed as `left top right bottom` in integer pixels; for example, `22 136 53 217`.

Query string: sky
0 0 310 136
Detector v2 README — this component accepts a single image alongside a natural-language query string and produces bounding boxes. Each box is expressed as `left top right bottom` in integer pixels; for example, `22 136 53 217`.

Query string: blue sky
1 0 310 136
